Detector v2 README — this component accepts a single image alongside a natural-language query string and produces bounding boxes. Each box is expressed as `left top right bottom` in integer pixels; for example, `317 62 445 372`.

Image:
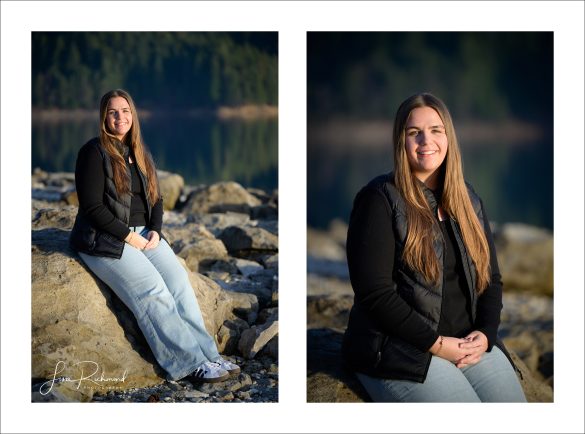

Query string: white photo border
1 1 583 433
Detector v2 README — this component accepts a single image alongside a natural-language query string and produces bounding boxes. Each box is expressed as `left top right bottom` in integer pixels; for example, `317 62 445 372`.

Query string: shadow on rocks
307 328 370 402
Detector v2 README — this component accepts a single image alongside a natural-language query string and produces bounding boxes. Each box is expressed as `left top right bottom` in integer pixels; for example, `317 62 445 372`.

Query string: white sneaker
189 361 229 383
214 357 241 375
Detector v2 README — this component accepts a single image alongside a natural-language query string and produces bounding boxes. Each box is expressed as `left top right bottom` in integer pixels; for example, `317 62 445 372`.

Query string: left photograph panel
31 32 279 403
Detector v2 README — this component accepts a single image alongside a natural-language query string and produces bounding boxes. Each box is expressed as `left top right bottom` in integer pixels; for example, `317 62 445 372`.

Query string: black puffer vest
69 137 154 259
342 173 506 382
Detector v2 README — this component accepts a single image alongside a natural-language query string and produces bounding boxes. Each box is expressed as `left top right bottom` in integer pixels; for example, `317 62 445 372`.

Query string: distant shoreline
308 118 546 150
32 105 278 122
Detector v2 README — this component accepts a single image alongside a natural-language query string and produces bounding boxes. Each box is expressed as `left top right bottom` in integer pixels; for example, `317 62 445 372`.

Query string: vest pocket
342 305 386 370
375 335 429 381
70 215 97 252
94 231 122 253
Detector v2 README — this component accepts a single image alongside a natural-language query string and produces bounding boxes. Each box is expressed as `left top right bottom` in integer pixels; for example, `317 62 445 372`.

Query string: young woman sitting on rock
69 89 239 383
343 93 526 402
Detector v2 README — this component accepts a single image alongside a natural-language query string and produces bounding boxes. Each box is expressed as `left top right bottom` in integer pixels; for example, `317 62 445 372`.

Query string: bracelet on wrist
436 335 444 355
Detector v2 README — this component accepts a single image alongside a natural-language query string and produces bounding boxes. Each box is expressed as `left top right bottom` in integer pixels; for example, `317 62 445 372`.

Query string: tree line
308 32 552 123
32 32 278 109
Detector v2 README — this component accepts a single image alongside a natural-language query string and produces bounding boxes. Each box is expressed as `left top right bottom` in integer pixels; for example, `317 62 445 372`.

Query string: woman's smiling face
106 96 133 141
404 106 448 186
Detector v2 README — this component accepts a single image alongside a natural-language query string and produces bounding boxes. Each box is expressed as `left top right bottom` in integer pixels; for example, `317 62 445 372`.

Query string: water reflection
32 115 278 193
308 137 553 230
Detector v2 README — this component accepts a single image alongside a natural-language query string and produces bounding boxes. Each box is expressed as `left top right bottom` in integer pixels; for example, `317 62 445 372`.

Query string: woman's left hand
455 330 488 368
144 231 160 250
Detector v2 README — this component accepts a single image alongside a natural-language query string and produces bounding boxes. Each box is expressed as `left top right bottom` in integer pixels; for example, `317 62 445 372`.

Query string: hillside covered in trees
308 32 552 124
32 32 278 110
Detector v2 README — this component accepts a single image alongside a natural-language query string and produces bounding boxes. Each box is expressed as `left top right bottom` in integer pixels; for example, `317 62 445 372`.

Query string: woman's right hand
429 336 469 363
125 231 149 250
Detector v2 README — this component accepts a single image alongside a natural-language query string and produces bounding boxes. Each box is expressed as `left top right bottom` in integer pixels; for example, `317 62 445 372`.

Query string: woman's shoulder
75 137 107 170
352 173 397 215
78 137 103 156
364 172 393 190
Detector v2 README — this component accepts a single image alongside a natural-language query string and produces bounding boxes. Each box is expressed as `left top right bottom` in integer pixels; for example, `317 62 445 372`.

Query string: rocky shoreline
31 168 278 403
307 219 554 402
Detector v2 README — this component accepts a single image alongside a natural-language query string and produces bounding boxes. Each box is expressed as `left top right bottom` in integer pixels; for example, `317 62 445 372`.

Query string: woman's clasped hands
431 330 488 369
125 230 160 251
456 330 488 368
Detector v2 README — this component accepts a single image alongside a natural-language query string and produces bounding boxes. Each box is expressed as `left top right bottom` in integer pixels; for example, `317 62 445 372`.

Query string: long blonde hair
99 89 159 205
393 93 490 294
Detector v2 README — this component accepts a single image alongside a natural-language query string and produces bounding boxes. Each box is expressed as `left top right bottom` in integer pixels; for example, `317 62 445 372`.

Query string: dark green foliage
307 32 552 123
32 32 278 109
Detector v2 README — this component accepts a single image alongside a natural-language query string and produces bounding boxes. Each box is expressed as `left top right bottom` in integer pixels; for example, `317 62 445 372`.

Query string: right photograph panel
306 32 553 403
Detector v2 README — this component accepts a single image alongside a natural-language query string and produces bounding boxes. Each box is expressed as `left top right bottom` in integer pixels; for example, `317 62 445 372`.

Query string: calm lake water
32 115 278 193
308 135 553 231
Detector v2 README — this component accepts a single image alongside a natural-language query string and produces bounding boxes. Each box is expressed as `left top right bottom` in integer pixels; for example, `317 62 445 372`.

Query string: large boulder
218 226 278 254
165 222 230 272
31 228 241 399
157 170 185 211
494 223 554 296
183 182 261 215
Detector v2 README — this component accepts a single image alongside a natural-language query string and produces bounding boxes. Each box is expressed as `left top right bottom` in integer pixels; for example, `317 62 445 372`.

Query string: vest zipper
131 156 152 222
450 219 477 320
375 335 389 368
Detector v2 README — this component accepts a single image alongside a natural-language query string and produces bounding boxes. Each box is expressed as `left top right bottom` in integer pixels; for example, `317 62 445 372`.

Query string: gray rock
226 373 254 392
256 220 278 236
216 318 250 355
157 170 185 211
163 223 229 272
162 210 188 227
222 289 259 325
327 219 348 248
307 328 368 403
184 390 209 399
250 204 278 220
234 258 264 277
247 187 272 203
237 390 251 400
218 226 278 254
32 205 77 230
260 253 278 269
259 336 278 359
32 381 93 402
217 277 273 308
176 237 229 272
188 212 251 237
271 284 278 306
494 223 553 296
307 294 354 330
257 307 278 325
238 320 279 359
183 182 261 215
307 227 346 261
208 259 239 275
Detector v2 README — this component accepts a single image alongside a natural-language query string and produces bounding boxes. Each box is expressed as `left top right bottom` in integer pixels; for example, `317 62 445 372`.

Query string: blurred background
32 32 278 191
308 32 552 230
306 32 554 402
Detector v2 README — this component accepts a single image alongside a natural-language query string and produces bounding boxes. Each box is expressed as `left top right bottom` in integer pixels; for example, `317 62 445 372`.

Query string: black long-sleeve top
346 187 503 353
75 143 163 241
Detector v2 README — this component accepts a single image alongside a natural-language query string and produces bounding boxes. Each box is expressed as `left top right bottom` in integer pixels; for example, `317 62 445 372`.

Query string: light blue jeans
356 346 527 402
78 226 220 380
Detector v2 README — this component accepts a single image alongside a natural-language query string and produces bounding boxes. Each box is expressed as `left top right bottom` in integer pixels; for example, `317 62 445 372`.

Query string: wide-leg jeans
78 226 220 380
